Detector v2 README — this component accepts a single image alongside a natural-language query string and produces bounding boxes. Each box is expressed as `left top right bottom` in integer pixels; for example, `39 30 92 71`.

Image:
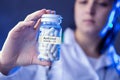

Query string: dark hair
69 1 76 31
97 0 118 53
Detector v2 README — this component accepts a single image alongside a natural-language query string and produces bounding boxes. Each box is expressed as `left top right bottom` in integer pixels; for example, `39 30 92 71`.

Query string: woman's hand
0 9 55 74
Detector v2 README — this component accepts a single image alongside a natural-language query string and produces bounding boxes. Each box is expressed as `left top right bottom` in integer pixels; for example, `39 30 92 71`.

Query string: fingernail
51 10 56 14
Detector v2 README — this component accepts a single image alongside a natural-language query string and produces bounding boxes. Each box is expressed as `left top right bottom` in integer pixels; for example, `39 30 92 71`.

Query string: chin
83 25 99 33
77 25 100 35
85 30 100 36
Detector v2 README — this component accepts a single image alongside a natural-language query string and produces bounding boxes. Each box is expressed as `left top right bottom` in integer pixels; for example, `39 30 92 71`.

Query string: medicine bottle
37 14 62 62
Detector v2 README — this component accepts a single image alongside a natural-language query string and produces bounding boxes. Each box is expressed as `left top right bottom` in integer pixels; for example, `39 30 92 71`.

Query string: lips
83 19 95 24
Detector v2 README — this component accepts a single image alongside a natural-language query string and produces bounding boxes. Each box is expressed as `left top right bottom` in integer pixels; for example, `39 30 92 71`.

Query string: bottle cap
41 14 62 23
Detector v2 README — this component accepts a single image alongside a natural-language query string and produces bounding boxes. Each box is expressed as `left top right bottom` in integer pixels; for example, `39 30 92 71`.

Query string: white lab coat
0 28 120 80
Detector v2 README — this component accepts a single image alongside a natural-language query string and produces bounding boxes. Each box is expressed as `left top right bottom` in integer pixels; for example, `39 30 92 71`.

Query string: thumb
34 19 41 31
32 54 51 66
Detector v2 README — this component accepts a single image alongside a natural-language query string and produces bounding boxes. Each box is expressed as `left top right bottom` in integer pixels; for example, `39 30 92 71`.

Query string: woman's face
74 0 114 35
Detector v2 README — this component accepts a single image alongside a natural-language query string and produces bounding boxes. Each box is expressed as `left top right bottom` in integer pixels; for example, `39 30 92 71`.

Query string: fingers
24 9 56 31
33 19 41 31
32 55 51 66
24 9 46 22
10 9 56 34
51 10 56 14
24 9 56 22
9 21 36 35
46 10 56 14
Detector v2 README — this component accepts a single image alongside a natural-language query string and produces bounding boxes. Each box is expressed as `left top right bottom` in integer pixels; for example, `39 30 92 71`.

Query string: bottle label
39 36 61 44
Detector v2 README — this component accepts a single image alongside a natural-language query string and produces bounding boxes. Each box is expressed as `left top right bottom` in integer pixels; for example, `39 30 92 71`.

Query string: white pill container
37 14 62 62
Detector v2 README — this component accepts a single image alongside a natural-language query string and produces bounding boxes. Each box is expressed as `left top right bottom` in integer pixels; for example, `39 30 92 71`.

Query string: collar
63 28 113 70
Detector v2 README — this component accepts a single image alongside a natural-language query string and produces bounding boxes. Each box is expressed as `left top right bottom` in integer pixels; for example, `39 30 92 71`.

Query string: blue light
100 10 115 37
109 45 120 74
108 23 113 28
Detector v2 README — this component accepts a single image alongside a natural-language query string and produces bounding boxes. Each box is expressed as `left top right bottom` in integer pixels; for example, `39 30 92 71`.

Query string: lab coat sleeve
0 67 23 80
0 65 48 80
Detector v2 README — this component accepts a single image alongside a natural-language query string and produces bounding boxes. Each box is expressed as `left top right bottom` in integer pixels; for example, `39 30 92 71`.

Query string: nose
86 2 96 16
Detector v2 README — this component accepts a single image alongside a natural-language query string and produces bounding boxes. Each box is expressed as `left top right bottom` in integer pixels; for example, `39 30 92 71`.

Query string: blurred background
0 0 74 49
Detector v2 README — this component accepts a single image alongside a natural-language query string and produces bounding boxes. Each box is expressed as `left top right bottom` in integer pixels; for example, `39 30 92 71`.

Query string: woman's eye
98 2 109 7
78 0 87 4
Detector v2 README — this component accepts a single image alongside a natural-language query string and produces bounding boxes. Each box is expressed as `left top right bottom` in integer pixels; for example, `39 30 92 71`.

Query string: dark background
0 0 74 49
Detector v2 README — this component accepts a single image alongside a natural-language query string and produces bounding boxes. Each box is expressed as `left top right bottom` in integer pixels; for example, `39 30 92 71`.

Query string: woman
0 0 119 80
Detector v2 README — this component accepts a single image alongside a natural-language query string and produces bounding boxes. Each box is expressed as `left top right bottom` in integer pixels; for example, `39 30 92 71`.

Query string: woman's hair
69 1 76 31
114 0 117 3
98 0 118 53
